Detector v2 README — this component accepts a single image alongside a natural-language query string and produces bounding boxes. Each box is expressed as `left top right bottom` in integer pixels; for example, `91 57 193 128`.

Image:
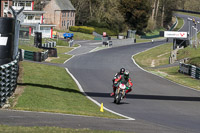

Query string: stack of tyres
191 65 196 79
34 52 42 62
0 66 7 107
48 48 57 57
42 50 48 60
0 59 18 107
24 51 34 61
196 67 200 79
0 18 15 65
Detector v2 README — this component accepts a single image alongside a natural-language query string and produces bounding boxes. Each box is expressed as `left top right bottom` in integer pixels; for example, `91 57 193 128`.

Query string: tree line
71 0 200 34
34 0 200 34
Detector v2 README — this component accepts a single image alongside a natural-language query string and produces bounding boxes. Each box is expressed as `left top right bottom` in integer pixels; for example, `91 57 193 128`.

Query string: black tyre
116 93 122 104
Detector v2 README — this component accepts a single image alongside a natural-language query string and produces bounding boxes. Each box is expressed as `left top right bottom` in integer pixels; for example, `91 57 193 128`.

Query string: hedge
70 26 118 36
94 27 118 36
69 26 95 34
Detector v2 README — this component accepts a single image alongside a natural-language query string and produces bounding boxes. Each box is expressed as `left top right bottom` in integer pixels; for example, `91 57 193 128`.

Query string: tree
119 0 150 34
71 0 125 32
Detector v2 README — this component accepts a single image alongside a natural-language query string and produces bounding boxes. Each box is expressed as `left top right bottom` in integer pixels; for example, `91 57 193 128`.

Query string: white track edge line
132 45 200 93
65 67 135 121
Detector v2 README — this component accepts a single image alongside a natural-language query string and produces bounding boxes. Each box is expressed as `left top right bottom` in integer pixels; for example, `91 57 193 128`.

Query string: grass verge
134 43 172 68
10 44 123 119
46 46 74 64
149 67 200 90
173 17 184 31
133 43 200 90
12 61 122 119
0 125 128 133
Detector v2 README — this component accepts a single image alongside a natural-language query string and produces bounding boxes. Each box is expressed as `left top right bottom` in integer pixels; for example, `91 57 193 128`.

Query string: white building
12 0 55 38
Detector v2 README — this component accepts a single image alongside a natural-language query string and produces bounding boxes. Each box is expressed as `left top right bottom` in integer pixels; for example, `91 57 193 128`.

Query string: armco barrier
0 56 19 107
179 63 200 80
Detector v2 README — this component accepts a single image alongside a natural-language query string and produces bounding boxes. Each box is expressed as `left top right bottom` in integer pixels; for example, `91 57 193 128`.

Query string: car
63 33 74 39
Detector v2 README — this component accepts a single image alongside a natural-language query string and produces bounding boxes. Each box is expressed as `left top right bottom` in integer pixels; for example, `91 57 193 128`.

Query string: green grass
55 29 95 40
177 47 200 67
45 46 73 64
18 45 43 52
145 28 165 36
175 11 200 18
133 42 200 90
12 44 122 119
0 125 128 133
173 17 184 31
134 43 172 68
13 61 122 119
71 31 95 40
150 66 200 90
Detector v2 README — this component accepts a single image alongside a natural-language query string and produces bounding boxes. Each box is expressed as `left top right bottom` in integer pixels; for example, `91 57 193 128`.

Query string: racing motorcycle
114 83 126 104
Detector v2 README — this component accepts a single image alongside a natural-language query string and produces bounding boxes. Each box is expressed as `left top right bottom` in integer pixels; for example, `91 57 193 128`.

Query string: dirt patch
45 57 60 62
151 60 155 67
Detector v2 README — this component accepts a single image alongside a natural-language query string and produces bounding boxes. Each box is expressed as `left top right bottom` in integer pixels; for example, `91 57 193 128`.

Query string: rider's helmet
124 70 129 79
120 68 125 74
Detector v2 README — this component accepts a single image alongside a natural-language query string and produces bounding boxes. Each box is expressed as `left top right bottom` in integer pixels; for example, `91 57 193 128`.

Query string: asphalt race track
64 14 200 133
0 14 200 133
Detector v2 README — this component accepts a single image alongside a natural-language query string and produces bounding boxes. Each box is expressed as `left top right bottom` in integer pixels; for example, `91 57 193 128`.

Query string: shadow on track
85 92 200 102
17 83 83 95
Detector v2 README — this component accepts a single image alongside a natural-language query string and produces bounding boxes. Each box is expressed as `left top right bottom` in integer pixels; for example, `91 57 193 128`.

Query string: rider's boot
110 87 116 96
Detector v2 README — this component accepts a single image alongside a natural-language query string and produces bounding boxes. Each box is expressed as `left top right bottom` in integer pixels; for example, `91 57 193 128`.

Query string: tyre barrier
22 49 49 62
0 55 19 108
179 63 200 80
38 41 56 49
47 48 57 57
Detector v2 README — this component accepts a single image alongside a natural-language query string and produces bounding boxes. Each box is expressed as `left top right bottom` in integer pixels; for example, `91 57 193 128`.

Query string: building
1 0 12 17
43 0 76 31
0 0 56 38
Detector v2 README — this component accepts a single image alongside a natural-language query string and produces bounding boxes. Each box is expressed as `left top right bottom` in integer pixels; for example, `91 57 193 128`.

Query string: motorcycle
114 83 126 104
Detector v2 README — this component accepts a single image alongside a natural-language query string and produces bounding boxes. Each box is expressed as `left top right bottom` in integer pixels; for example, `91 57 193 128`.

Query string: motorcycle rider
111 70 133 97
117 70 133 94
110 68 126 96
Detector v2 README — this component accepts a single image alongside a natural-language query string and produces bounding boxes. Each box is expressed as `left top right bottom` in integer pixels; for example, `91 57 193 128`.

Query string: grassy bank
133 43 200 90
177 46 200 67
0 125 128 133
13 61 120 118
134 43 172 68
10 44 122 119
47 46 74 64
173 17 184 31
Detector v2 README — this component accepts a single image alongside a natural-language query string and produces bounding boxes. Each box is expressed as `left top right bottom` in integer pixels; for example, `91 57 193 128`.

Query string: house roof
55 0 75 11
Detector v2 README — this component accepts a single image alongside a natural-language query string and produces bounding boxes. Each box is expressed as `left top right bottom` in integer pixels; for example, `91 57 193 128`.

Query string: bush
69 26 118 36
86 20 109 29
94 27 118 36
188 57 200 67
69 26 95 34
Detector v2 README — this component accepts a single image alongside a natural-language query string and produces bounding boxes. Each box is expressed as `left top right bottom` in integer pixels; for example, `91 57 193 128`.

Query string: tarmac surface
0 13 200 133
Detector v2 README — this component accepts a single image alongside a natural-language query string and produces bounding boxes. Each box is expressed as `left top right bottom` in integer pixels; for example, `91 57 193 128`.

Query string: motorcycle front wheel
115 93 122 104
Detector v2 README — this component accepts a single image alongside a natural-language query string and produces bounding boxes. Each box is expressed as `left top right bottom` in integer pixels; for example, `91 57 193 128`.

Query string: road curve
64 14 200 133
0 14 200 133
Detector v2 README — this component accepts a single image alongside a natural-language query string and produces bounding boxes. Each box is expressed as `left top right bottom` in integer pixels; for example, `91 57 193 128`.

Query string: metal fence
179 63 200 79
0 56 19 107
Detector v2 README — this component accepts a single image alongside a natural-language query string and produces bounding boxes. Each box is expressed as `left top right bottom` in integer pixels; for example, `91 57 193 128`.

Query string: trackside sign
164 31 187 38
